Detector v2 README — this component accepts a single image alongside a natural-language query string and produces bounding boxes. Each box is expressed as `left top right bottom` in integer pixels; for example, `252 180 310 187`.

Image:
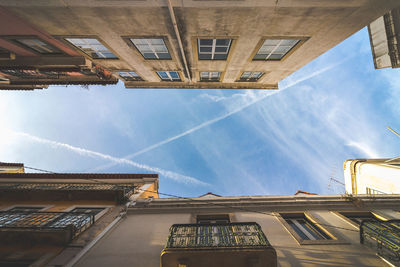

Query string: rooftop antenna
385 126 400 163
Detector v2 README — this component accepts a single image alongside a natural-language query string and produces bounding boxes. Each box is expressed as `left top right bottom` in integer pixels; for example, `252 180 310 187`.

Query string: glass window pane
214 54 227 60
211 72 220 78
153 44 168 52
216 39 231 46
169 72 179 79
199 47 212 53
253 54 267 60
149 39 165 45
136 44 152 52
268 54 283 60
143 53 157 59
215 47 228 53
241 72 251 78
199 39 213 46
128 72 139 77
200 72 208 78
264 40 281 45
281 39 299 46
199 54 212 60
157 72 168 79
157 53 171 59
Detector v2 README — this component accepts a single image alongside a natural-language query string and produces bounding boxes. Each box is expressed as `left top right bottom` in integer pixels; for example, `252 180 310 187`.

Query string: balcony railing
162 222 276 267
166 222 271 248
0 211 95 240
360 219 400 266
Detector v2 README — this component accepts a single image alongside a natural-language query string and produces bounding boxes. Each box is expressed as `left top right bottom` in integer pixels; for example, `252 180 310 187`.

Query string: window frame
124 36 173 60
156 71 183 82
333 211 388 228
6 36 64 56
236 71 265 82
117 70 144 81
60 35 119 60
195 37 235 61
196 214 231 224
277 212 345 245
3 205 52 212
63 205 111 221
198 71 222 82
250 36 308 62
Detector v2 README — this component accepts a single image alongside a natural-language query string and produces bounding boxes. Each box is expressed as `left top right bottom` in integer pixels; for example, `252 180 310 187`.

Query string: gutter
166 0 192 82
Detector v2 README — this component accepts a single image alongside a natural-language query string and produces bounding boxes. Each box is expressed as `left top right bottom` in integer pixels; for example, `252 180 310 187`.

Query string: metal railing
0 211 95 238
165 222 271 249
360 219 400 266
0 182 135 192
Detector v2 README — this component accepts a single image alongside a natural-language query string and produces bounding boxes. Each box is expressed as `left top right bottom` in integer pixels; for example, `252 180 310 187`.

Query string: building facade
74 193 400 267
0 171 158 266
368 6 400 69
344 158 400 195
0 0 399 90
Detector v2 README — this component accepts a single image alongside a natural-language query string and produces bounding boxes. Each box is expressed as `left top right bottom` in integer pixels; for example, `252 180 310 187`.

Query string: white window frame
130 38 171 60
254 39 300 60
65 38 117 59
156 71 181 82
199 71 221 82
118 71 142 81
198 39 232 60
239 71 264 81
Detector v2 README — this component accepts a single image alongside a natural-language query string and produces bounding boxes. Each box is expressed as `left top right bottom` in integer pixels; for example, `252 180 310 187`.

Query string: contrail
12 131 208 186
90 58 350 172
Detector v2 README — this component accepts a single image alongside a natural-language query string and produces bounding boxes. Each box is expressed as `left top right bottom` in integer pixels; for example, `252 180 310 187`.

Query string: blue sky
1 27 400 197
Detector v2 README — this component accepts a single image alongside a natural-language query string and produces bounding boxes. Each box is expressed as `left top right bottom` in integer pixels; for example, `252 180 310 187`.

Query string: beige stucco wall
75 207 398 266
1 0 399 89
344 159 400 194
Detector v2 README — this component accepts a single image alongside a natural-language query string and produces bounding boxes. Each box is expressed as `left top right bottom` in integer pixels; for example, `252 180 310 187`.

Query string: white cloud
11 130 209 186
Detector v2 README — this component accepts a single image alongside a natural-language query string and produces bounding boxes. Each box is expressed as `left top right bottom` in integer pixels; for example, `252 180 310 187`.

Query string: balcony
360 219 400 266
0 211 95 245
161 222 277 267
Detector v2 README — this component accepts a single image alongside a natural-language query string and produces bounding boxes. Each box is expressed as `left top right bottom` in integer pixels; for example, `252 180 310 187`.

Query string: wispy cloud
11 131 208 186
90 58 350 173
346 141 380 158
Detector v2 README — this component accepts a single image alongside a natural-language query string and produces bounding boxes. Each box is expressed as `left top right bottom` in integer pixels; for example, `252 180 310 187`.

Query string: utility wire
16 165 360 232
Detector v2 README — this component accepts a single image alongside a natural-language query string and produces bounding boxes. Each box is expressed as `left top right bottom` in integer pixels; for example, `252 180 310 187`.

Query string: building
0 1 399 90
344 158 400 195
73 192 400 267
0 7 118 91
0 171 158 266
0 161 25 173
368 6 400 69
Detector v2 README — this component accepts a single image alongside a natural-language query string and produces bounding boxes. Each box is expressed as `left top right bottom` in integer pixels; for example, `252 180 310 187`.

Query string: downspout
349 159 365 195
166 0 192 82
64 211 125 267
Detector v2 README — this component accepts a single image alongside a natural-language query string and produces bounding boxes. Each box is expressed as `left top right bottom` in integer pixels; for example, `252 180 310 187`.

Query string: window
130 38 171 59
338 211 382 226
281 213 332 240
65 38 117 59
13 38 61 55
198 38 232 60
196 214 230 224
70 207 104 215
119 71 143 81
156 71 181 81
239 71 264 82
8 207 44 212
199 72 221 82
253 39 300 60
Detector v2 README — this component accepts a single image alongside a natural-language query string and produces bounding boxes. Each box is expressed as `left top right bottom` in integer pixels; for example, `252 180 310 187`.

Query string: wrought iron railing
165 222 271 249
0 182 135 192
360 219 400 266
0 211 95 238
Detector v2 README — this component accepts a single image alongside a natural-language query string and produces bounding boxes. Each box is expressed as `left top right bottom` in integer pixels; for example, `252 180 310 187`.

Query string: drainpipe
167 0 192 82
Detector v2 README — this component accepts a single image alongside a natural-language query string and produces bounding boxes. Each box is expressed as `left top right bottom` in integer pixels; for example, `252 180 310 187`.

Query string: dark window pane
268 54 283 60
216 39 231 46
199 39 213 46
215 47 228 53
170 72 179 79
157 53 171 59
199 54 212 60
214 54 227 60
200 47 212 53
253 54 267 60
143 53 157 59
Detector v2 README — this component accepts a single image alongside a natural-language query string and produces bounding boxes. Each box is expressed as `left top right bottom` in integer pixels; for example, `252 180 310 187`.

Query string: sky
1 27 400 198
